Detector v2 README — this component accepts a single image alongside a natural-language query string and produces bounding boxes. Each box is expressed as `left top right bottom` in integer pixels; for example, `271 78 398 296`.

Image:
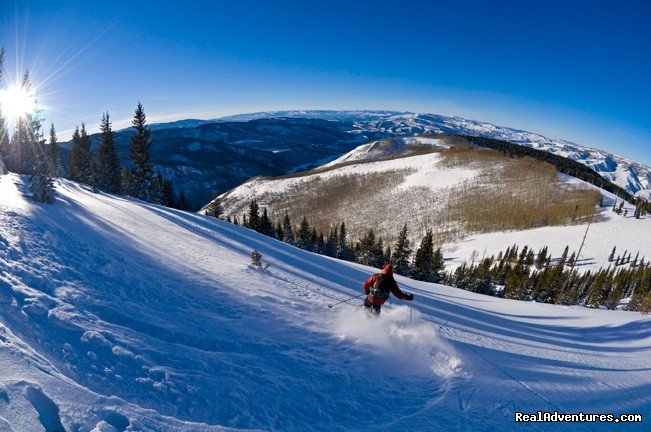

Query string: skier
361 264 413 315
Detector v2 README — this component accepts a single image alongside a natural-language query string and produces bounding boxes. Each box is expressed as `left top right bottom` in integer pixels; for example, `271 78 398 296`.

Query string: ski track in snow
0 174 650 431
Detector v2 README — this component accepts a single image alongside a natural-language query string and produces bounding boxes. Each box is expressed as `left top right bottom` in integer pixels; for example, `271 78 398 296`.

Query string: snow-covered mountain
218 110 651 199
68 110 650 209
1 174 650 431
211 135 651 271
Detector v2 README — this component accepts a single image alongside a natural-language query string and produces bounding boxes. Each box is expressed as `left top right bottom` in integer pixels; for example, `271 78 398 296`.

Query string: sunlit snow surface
0 174 650 431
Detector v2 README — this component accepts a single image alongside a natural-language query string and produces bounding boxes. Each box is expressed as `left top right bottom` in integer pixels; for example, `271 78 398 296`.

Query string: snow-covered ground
444 180 651 272
1 174 650 431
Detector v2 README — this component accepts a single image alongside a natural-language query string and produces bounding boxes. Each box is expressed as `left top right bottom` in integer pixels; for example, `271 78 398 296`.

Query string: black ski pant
363 297 381 316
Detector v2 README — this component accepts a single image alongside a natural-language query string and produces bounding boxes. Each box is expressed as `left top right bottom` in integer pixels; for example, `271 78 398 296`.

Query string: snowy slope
211 137 651 271
1 174 650 431
217 110 651 199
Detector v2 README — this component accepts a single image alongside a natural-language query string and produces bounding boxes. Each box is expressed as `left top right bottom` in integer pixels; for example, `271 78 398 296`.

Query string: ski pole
327 293 366 309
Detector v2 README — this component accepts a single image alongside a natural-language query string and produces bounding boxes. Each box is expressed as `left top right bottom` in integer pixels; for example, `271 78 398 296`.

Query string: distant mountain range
64 110 651 208
218 111 651 200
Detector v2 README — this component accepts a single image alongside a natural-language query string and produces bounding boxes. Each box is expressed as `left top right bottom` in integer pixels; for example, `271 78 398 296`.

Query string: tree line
445 244 651 313
0 48 189 208
206 198 651 313
205 199 446 283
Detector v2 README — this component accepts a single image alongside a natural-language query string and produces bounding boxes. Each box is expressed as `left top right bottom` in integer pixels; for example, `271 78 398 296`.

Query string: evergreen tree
260 207 274 236
355 229 382 267
160 177 176 207
28 141 56 203
608 246 617 262
336 221 350 259
97 112 122 193
247 199 261 230
0 48 8 172
46 123 63 177
296 216 312 249
129 102 154 201
8 72 39 174
310 227 319 252
121 167 134 196
391 224 412 276
176 190 189 210
375 237 385 267
324 226 337 257
68 125 92 183
535 246 548 269
432 247 445 283
282 212 294 244
412 230 435 282
275 221 283 240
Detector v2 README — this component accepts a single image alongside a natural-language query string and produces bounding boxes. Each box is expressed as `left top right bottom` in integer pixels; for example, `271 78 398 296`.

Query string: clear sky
1 0 650 164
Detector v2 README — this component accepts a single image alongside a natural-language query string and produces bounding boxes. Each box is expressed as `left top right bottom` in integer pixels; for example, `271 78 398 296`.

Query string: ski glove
405 294 414 301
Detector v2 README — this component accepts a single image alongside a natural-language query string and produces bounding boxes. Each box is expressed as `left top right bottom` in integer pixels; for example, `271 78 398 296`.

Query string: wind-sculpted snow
0 174 650 431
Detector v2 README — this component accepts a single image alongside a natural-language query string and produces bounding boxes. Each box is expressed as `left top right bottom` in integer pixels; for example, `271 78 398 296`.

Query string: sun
0 85 36 122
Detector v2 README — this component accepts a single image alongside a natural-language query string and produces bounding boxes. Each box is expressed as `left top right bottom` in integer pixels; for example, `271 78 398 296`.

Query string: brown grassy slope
219 147 601 246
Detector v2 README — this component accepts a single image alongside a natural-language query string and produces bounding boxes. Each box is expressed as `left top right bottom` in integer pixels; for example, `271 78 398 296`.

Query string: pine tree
129 102 154 201
247 199 261 230
412 230 435 282
536 246 548 269
608 246 617 262
355 229 382 267
68 125 92 183
324 226 337 257
296 216 311 249
391 224 412 276
97 112 122 193
275 221 283 240
29 141 56 203
432 247 445 283
336 221 350 259
121 167 134 196
282 212 294 244
8 72 39 174
260 207 274 236
46 123 63 177
176 190 189 210
161 178 176 207
310 227 319 252
0 48 8 172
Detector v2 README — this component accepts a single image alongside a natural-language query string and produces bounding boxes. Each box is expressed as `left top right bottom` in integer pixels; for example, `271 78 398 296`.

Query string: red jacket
362 273 409 306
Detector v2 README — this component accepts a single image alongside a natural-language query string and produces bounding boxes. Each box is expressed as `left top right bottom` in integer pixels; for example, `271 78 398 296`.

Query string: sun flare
0 85 36 122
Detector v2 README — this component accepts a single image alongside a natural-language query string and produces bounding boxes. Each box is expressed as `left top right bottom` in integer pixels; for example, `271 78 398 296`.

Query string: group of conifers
0 47 189 208
208 198 651 313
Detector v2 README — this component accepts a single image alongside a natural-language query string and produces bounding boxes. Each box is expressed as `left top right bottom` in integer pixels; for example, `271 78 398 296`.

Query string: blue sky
1 0 650 163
